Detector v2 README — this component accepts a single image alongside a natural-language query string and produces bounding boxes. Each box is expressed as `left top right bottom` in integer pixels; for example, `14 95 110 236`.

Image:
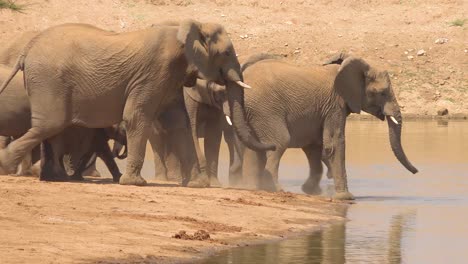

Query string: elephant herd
0 20 418 200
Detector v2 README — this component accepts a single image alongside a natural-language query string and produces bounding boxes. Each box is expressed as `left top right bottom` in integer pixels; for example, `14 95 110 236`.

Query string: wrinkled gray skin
0 32 127 180
0 65 125 180
150 80 232 187
0 21 274 186
229 53 418 200
149 92 205 187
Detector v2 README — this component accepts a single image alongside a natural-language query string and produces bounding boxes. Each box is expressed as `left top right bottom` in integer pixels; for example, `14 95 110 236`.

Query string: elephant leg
322 118 353 200
17 152 33 176
0 79 69 174
242 148 266 190
39 137 68 182
94 130 122 182
302 144 323 195
226 128 244 187
82 160 101 177
177 128 208 188
185 97 207 176
262 147 286 192
119 106 150 186
204 113 223 187
0 136 11 149
148 125 169 181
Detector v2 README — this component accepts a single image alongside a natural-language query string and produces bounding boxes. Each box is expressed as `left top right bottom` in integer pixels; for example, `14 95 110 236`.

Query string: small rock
220 14 226 17
417 49 426 56
407 55 414 60
338 34 343 38
435 38 448 44
437 108 449 116
239 34 248 39
465 49 468 53
285 21 293 25
404 51 409 55
284 43 288 46
293 49 301 54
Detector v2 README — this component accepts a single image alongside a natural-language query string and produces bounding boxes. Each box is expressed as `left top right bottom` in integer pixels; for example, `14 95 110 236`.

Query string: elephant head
331 56 418 174
177 20 276 152
185 79 231 123
104 122 127 160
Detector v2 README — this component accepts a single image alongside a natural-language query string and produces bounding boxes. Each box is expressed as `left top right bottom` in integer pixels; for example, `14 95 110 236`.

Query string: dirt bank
0 176 345 263
0 0 466 116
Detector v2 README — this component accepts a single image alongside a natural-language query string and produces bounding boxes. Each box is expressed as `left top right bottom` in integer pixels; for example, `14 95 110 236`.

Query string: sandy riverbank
0 175 346 263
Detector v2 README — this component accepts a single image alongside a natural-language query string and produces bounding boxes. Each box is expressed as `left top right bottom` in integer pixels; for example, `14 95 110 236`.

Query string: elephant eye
224 51 231 57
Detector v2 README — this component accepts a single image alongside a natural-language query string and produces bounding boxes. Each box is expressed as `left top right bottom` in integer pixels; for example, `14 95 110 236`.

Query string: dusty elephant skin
151 80 231 188
0 32 127 180
0 21 274 187
228 53 418 200
148 93 207 187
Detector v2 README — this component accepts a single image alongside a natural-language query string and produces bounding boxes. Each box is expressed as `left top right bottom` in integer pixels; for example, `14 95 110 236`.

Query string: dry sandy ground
0 175 345 263
0 0 466 115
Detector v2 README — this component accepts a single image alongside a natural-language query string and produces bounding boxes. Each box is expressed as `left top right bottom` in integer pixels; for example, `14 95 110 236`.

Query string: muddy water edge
200 120 468 264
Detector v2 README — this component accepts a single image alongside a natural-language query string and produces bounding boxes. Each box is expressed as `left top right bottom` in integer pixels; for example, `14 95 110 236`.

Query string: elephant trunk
226 80 276 152
112 141 127 160
384 104 418 174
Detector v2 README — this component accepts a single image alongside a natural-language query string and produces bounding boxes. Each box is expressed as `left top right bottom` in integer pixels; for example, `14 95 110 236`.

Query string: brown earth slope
0 0 466 115
0 176 344 263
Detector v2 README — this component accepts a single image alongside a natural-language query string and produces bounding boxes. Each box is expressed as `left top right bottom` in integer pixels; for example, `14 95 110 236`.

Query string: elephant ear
184 79 214 105
177 20 211 80
334 57 370 114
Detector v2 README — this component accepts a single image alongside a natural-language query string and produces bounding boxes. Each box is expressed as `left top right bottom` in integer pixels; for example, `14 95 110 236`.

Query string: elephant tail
0 55 24 95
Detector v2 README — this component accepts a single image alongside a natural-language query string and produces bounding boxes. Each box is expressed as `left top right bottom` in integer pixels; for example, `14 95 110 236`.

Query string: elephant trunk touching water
387 117 418 174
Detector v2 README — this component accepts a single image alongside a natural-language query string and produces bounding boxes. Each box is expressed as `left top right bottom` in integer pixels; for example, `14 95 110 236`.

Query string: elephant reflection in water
202 207 415 264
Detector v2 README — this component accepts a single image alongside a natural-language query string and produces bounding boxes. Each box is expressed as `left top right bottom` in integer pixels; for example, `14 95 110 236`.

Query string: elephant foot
83 168 101 178
30 162 41 177
333 191 355 201
154 173 169 182
70 175 85 182
302 183 322 195
210 177 222 188
40 173 69 182
17 168 33 176
112 173 122 183
186 177 210 188
0 149 19 175
302 177 322 195
119 174 147 186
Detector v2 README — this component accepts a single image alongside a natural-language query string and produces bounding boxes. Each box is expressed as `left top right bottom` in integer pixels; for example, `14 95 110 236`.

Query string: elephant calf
228 53 418 200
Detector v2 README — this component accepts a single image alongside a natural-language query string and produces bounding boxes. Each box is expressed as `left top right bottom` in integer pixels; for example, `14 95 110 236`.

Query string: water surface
203 120 468 264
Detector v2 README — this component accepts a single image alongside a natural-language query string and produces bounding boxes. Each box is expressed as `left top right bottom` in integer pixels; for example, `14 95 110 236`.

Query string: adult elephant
229 53 417 200
148 89 209 187
0 21 275 186
153 56 285 187
0 65 125 181
149 79 232 187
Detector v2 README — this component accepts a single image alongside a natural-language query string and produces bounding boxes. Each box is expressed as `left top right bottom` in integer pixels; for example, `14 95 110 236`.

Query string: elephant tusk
236 81 252 89
389 116 399 125
225 115 233 126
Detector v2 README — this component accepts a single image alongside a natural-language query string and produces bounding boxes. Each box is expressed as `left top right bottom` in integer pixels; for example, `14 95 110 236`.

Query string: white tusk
225 115 232 126
236 81 252 89
389 116 399 125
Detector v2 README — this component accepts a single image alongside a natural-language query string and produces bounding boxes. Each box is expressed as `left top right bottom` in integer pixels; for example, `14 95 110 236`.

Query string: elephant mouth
373 110 385 121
